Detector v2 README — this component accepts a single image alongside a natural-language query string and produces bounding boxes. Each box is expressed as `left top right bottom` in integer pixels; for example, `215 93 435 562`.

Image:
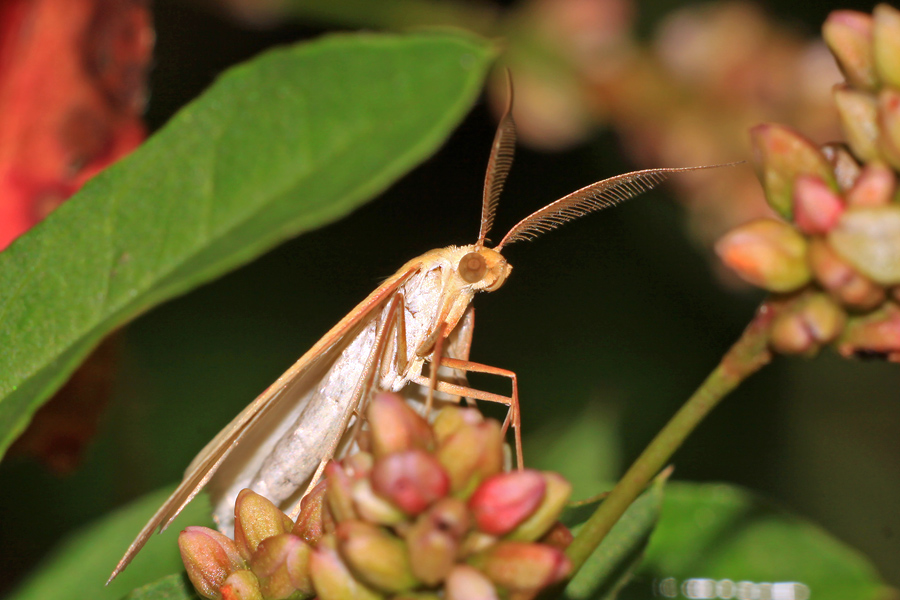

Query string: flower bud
405 498 469 585
750 124 838 219
507 473 573 542
847 163 897 207
837 301 900 359
793 174 845 234
823 10 877 90
371 449 450 515
468 470 546 536
873 4 900 88
770 294 846 355
293 479 333 545
250 533 313 599
472 541 571 593
342 451 374 479
878 89 900 169
829 205 900 285
352 477 407 525
336 520 418 592
234 489 294 562
715 219 811 292
437 420 504 494
325 461 358 523
538 522 574 551
180 526 246 599
809 238 886 310
367 392 434 457
445 565 499 600
220 570 263 600
821 143 862 192
833 86 880 163
433 406 484 445
309 537 383 600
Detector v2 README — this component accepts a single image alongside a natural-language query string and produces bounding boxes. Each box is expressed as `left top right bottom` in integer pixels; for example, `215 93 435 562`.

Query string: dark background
2 0 898 595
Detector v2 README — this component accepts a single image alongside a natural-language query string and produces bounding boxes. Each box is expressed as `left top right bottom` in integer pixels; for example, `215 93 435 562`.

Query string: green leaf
7 486 214 600
119 574 199 600
0 32 496 458
564 473 667 600
623 482 894 600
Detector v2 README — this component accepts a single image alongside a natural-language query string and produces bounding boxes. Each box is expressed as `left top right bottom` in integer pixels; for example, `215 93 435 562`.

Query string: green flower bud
829 205 900 285
507 473 573 542
873 4 900 88
250 533 313 599
293 480 333 545
824 10 877 90
220 570 263 600
878 89 900 169
179 526 246 600
351 477 407 526
770 294 846 355
405 498 469 585
234 490 294 562
325 461 358 523
335 520 418 593
309 537 383 600
834 86 880 163
715 219 811 292
750 124 839 218
436 419 504 495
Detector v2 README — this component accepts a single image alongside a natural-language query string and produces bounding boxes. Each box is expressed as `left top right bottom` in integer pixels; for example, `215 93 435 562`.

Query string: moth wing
108 264 421 583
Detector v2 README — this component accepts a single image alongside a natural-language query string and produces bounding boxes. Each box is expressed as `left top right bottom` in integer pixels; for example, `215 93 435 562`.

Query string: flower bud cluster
179 392 573 600
715 4 900 360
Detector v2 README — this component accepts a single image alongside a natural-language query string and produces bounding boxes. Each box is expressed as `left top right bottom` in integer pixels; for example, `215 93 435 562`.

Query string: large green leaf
564 472 667 600
0 32 496 457
7 486 213 600
621 482 894 600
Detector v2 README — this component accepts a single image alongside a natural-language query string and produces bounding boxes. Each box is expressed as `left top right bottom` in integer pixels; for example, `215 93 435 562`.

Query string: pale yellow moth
109 79 730 582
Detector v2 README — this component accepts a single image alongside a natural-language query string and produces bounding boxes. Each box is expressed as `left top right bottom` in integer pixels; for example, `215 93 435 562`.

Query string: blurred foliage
1 0 898 597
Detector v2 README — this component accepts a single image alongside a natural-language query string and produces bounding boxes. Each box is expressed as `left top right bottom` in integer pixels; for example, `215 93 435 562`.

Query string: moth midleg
290 293 409 518
408 362 523 469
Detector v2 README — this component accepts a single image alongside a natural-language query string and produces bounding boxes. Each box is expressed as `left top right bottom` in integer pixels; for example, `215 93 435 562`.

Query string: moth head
457 247 511 292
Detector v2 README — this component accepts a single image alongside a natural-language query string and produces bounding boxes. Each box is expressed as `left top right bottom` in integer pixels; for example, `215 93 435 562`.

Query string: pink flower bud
715 219 811 292
829 205 900 285
474 541 572 593
220 570 263 600
371 449 450 515
250 533 313 599
750 124 838 219
847 163 897 207
874 4 900 89
507 472 572 542
179 526 246 600
309 537 382 600
336 520 418 592
233 489 294 562
793 175 845 234
367 392 434 457
293 479 333 545
833 86 880 163
445 565 499 600
468 470 546 536
823 10 877 90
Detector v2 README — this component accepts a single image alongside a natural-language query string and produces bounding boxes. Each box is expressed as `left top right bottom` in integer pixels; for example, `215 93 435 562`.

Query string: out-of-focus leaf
119 574 198 600
0 31 496 458
621 482 894 600
7 486 213 600
564 472 668 600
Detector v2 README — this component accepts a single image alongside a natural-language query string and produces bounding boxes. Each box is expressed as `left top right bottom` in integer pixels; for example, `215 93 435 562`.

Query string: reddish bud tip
220 570 263 600
371 449 450 515
367 392 434 457
715 219 811 292
469 470 546 536
179 526 246 600
293 479 333 545
793 175 845 234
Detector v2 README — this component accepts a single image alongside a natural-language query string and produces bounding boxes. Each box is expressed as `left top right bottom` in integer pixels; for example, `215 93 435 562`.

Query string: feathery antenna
477 70 517 246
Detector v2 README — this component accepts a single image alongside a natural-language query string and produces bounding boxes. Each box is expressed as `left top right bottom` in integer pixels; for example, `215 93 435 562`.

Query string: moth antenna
495 162 743 250
477 69 517 246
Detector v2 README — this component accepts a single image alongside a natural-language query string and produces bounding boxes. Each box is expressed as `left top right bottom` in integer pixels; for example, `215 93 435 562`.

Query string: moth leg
289 293 408 518
409 362 523 470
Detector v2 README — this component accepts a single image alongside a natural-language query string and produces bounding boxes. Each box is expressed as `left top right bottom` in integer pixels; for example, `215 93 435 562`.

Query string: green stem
284 0 501 35
566 299 781 572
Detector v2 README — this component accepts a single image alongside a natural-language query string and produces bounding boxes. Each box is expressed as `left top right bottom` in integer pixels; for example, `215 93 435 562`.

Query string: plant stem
566 299 781 572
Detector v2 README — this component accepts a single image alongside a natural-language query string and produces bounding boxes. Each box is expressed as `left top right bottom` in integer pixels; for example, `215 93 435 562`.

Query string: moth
109 81 731 583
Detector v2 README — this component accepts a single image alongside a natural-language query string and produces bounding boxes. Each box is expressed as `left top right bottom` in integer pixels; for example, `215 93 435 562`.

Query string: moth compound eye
459 252 487 283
